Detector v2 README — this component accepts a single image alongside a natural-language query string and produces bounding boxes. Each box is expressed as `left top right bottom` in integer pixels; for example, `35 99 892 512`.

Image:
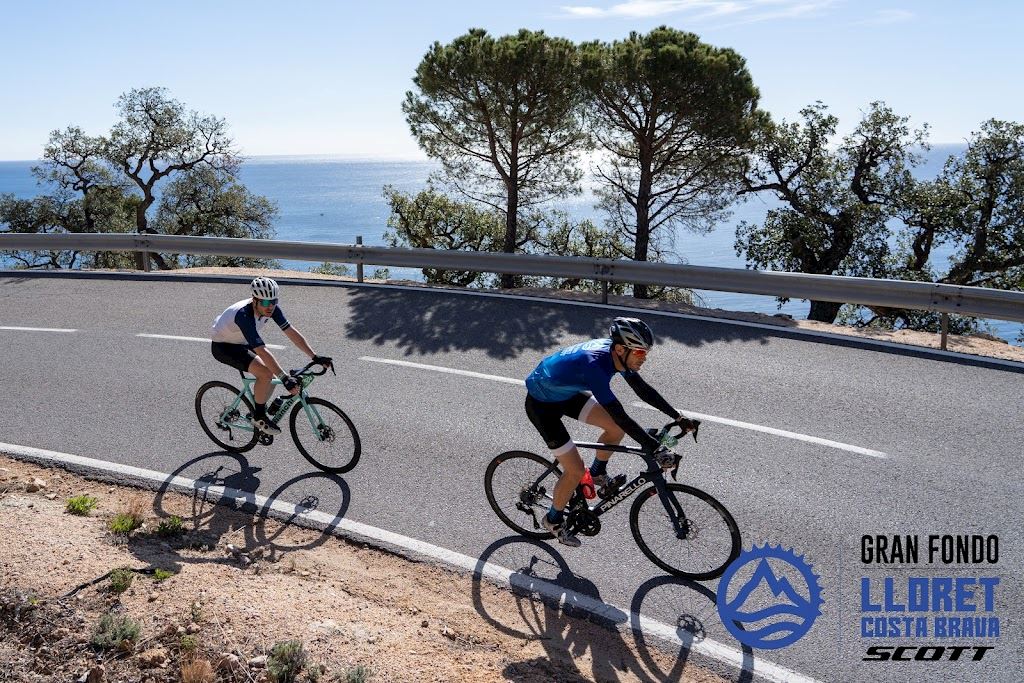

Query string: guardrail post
602 280 609 305
940 312 949 350
356 235 363 283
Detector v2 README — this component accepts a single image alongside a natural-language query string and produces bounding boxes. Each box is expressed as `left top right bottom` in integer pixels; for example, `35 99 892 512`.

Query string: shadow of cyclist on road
120 449 351 576
472 536 715 683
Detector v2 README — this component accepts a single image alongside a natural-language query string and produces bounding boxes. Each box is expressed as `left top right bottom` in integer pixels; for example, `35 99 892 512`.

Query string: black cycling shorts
525 392 593 451
211 341 257 373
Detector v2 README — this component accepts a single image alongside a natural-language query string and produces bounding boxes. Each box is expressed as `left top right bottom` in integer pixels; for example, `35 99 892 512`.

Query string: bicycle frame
220 370 327 438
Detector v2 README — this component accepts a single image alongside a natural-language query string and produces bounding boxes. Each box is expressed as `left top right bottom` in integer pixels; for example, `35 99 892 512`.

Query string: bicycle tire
484 451 561 539
289 397 361 473
629 483 740 581
195 381 259 453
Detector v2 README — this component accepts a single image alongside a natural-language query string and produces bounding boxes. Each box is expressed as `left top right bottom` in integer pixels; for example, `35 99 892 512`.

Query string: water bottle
268 396 284 417
580 470 597 500
661 433 678 448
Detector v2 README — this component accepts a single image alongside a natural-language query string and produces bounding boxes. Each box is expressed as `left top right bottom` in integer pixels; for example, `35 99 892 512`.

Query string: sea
1 146 1021 344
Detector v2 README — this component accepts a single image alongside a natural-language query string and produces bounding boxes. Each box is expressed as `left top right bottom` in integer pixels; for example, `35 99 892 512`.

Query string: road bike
484 420 740 580
195 360 360 473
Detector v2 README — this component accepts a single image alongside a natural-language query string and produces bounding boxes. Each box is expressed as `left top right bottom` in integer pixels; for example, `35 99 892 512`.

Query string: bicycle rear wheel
629 483 740 580
289 397 361 473
484 451 561 539
195 381 259 453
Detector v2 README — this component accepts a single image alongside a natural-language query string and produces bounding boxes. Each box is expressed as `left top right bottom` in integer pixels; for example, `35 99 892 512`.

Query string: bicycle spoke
630 484 740 580
290 397 360 474
195 381 258 453
484 451 561 539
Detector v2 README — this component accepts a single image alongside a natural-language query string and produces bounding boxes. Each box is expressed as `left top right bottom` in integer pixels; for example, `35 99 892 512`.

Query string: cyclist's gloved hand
675 415 700 433
312 354 333 368
281 374 298 393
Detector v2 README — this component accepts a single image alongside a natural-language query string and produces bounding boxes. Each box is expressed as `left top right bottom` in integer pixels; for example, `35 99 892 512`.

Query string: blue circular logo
716 544 824 649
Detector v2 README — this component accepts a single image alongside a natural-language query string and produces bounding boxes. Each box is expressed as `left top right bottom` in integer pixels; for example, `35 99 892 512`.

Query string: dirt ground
0 456 728 683
144 266 1023 363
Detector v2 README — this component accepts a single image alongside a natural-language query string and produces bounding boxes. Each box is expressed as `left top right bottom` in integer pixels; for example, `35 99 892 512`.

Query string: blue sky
1 0 1020 160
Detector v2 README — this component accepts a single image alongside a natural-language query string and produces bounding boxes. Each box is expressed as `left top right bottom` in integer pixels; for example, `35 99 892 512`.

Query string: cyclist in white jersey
210 277 332 435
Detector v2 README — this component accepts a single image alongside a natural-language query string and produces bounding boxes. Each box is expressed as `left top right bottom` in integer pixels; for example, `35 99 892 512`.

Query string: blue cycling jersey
525 338 634 404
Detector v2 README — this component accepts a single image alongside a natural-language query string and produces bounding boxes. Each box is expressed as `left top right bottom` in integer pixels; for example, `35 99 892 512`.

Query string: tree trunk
500 182 519 289
632 166 653 299
808 299 843 323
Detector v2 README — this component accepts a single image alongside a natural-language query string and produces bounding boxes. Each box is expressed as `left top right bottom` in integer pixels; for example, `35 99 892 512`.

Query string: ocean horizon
1 148 1020 344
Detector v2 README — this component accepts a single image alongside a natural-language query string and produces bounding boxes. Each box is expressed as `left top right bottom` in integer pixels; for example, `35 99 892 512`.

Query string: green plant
190 601 204 623
267 639 307 683
155 515 185 537
152 568 175 582
108 567 134 594
179 634 198 654
337 665 373 683
65 494 99 516
91 613 140 650
309 262 351 277
108 513 142 535
370 267 390 280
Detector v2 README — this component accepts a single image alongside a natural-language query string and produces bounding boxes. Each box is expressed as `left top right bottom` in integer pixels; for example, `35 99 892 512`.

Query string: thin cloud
852 8 914 26
559 0 832 21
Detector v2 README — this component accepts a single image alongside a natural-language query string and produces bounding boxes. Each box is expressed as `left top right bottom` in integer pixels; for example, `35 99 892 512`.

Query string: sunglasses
257 298 278 307
629 348 649 360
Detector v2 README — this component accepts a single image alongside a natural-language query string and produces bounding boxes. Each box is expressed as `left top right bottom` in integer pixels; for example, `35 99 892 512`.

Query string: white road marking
360 356 888 458
137 334 285 350
0 441 821 683
0 326 77 332
360 356 526 385
630 402 888 458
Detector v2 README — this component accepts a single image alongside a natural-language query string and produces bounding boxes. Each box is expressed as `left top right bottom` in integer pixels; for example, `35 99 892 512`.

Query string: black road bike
484 420 740 580
195 360 361 474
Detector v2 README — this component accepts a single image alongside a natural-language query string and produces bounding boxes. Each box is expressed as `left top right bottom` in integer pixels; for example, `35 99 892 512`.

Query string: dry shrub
180 658 215 683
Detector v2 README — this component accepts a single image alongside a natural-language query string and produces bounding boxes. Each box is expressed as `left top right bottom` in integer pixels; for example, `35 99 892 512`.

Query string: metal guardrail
2 232 1023 327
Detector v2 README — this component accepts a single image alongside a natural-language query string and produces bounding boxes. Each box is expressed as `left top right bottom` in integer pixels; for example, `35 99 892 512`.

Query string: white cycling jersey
211 299 291 348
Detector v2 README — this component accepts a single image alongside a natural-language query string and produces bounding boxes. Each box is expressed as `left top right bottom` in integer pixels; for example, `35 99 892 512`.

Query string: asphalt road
2 273 1020 682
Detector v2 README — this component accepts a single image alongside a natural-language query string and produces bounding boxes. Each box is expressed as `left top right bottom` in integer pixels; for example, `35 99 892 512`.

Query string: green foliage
370 267 390 280
108 512 143 535
179 634 198 654
152 568 176 582
336 665 373 683
736 101 928 322
155 515 185 538
108 567 135 594
580 27 761 299
65 494 99 516
383 184 505 286
309 262 351 276
3 87 276 271
403 29 587 286
267 640 307 683
91 613 140 650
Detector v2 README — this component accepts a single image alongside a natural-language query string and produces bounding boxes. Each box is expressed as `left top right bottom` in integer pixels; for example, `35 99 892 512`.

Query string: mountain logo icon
716 543 824 649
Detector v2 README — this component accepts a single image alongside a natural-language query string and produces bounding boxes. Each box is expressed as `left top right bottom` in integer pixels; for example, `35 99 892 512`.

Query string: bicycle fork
655 479 691 539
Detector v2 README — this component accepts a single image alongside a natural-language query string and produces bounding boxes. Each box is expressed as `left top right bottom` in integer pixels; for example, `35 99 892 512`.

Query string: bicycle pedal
598 474 627 498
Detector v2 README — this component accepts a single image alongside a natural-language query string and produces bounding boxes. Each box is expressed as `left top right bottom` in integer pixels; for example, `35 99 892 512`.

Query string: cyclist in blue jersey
524 317 697 546
210 277 332 435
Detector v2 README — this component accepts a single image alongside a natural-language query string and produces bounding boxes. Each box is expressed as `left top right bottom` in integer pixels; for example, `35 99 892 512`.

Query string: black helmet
609 317 653 350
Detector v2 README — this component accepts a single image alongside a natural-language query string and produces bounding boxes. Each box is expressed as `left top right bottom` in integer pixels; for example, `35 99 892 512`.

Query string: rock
176 626 187 636
86 664 105 683
421 620 429 628
46 493 57 500
148 591 159 602
26 478 47 493
186 622 201 634
215 653 241 672
138 647 169 668
248 655 268 669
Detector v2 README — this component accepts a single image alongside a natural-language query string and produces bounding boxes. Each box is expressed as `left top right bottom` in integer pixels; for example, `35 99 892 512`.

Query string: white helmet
251 277 279 301
609 317 654 350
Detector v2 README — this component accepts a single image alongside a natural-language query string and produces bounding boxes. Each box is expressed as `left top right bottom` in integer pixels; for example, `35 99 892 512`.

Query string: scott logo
863 645 994 662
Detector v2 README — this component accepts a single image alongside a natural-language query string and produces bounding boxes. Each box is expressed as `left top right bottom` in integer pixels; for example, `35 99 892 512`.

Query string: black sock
590 459 608 477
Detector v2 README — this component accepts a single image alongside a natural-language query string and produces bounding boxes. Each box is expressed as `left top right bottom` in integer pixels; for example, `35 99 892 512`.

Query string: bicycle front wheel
289 397 361 473
195 381 259 453
630 483 740 581
484 451 561 539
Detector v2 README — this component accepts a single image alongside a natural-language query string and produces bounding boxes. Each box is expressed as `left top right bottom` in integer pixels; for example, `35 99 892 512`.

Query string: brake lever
670 453 682 481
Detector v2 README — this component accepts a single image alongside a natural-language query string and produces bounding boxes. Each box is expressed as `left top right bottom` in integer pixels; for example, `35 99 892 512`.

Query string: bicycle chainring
568 509 601 537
